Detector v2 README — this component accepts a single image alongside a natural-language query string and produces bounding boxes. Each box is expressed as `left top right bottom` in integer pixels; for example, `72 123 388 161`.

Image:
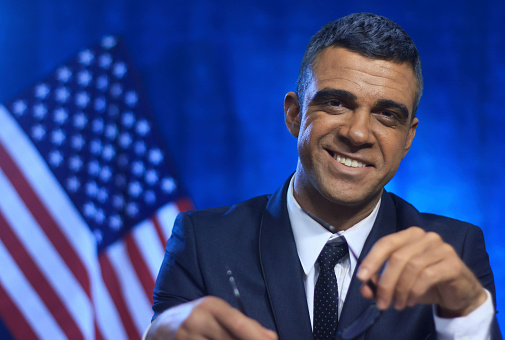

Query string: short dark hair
296 12 423 116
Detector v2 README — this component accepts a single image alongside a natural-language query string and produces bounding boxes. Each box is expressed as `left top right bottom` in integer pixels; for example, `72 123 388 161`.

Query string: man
147 13 501 339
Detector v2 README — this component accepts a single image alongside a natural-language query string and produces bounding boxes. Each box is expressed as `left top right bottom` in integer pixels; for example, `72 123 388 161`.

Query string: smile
332 153 367 168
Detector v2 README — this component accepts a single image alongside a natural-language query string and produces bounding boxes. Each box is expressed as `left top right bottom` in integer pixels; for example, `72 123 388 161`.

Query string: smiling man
147 13 501 340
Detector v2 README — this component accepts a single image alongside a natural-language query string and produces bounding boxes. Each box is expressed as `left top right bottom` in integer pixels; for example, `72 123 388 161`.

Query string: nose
338 110 373 147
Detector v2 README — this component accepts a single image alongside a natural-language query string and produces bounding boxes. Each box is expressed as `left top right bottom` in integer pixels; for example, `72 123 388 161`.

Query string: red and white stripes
0 105 191 339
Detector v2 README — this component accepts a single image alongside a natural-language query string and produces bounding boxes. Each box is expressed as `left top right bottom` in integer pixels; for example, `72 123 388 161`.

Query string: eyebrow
374 99 410 121
309 88 358 104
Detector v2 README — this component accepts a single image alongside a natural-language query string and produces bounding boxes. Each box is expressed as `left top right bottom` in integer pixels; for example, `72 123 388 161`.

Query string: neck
292 178 382 232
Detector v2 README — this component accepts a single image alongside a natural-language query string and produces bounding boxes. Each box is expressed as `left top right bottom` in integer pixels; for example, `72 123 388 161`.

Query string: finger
357 227 425 283
380 232 445 310
206 298 277 340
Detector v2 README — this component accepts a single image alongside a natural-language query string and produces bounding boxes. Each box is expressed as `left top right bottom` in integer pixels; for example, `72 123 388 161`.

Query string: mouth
328 150 369 168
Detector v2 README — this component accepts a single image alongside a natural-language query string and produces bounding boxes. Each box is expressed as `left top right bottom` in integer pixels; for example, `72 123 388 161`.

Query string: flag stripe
152 216 168 249
0 249 40 340
99 255 140 339
0 212 83 339
106 241 152 335
0 141 92 298
133 219 165 278
125 232 156 305
0 166 94 339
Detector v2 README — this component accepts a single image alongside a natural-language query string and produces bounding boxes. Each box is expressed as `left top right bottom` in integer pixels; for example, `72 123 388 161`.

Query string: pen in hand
226 266 248 316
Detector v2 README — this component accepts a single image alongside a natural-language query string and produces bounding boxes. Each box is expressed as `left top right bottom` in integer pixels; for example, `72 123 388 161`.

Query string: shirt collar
287 175 381 276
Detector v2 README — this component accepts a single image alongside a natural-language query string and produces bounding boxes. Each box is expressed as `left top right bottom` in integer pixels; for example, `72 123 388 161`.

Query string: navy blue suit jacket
152 178 501 339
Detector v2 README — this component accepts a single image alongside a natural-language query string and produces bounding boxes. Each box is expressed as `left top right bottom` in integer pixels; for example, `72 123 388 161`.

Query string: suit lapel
259 178 313 340
337 191 399 339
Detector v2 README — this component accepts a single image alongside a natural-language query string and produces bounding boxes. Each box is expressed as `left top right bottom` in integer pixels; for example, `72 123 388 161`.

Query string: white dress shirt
286 176 494 339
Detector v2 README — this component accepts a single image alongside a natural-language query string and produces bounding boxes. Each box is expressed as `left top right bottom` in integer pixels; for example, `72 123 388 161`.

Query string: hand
146 296 278 340
356 227 487 317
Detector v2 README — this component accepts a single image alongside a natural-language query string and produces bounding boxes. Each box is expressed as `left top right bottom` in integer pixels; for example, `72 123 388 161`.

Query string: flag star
31 125 46 141
95 208 105 224
79 49 94 65
71 134 85 150
84 201 97 217
136 120 150 136
94 229 103 244
128 181 142 197
35 83 50 99
74 112 88 129
109 215 122 230
97 75 109 91
148 149 163 165
76 91 90 108
97 187 109 202
92 118 104 134
110 83 123 97
105 124 118 140
54 108 68 124
49 150 64 167
124 91 138 107
66 176 80 192
145 169 158 185
33 103 47 119
134 141 146 156
126 202 139 217
99 165 112 182
12 100 27 116
99 53 113 69
122 111 135 128
132 161 145 176
101 145 116 161
101 36 117 49
144 190 156 204
113 62 127 78
86 181 99 197
69 155 83 172
88 160 101 176
94 97 106 112
51 129 66 146
112 195 125 209
90 139 103 155
118 132 132 148
161 177 177 194
55 87 70 103
57 66 72 83
78 70 93 87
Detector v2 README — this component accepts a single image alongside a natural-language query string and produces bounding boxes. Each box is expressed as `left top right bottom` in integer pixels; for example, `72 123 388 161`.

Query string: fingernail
377 297 387 310
357 266 368 280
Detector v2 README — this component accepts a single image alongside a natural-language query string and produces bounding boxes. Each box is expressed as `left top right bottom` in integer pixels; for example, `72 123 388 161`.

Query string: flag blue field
0 36 192 340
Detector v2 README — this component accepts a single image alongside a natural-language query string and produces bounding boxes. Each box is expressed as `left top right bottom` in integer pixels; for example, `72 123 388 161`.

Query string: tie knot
317 242 348 271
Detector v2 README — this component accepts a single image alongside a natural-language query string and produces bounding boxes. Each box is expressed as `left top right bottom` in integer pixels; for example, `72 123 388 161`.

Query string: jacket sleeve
151 212 205 321
460 225 502 339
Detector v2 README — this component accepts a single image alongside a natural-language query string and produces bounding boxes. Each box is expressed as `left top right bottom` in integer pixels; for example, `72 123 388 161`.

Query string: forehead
310 47 418 112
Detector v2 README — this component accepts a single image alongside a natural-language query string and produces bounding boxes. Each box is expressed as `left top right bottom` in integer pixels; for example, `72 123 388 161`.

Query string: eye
327 100 342 107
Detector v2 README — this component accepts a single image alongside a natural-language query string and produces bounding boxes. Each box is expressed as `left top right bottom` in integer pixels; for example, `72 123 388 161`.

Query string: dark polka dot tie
313 241 348 340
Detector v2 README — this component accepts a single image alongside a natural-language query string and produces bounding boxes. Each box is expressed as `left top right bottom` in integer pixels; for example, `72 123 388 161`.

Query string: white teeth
333 154 366 168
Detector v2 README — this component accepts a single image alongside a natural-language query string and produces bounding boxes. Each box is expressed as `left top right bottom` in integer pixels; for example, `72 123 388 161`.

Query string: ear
402 117 418 158
284 92 301 137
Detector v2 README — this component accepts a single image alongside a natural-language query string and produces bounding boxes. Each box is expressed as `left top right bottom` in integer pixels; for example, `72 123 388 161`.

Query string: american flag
0 36 192 339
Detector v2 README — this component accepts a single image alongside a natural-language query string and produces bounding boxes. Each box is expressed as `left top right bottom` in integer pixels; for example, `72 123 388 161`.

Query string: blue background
0 0 503 332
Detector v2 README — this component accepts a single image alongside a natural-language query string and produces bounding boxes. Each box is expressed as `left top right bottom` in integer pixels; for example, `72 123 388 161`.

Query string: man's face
285 47 419 213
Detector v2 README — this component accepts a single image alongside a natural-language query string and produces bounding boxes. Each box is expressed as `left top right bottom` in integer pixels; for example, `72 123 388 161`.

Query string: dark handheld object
301 207 382 339
226 267 248 316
